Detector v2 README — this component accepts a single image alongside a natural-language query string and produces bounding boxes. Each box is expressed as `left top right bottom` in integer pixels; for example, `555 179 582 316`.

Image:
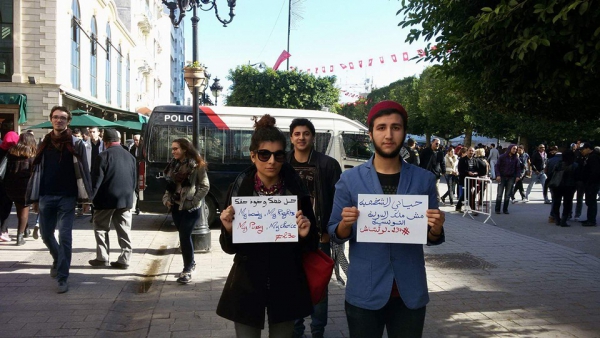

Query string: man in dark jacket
494 144 521 214
419 138 446 202
286 118 342 338
400 138 420 165
89 129 137 269
579 142 600 226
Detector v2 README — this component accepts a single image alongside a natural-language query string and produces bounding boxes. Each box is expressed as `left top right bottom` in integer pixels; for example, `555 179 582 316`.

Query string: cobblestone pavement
0 186 598 337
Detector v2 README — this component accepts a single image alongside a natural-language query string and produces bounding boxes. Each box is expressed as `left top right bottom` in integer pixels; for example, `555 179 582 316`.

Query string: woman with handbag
218 114 318 337
4 132 37 245
162 138 209 284
0 131 19 242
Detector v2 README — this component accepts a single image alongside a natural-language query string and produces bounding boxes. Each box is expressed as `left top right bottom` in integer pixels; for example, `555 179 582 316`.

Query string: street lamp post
210 77 223 106
162 0 236 252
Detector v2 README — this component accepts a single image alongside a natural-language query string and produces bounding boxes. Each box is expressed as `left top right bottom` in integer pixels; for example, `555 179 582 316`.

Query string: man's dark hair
406 138 415 147
289 118 315 136
491 143 496 147
50 106 72 121
72 128 81 134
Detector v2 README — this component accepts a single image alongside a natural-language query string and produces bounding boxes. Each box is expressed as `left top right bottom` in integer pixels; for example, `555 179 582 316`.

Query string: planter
183 66 207 91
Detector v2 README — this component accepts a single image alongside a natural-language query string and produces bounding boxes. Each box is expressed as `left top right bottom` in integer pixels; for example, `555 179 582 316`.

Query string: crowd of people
403 138 599 227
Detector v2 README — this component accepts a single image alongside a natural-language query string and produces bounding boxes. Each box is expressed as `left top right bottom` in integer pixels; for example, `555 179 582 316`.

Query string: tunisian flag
273 50 291 70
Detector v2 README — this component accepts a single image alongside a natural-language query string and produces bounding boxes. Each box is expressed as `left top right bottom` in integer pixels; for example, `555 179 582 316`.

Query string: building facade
0 0 185 136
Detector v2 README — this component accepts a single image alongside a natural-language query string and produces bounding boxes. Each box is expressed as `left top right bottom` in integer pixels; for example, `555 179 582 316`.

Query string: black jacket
457 156 481 185
286 149 341 235
583 151 600 186
419 147 446 178
91 145 137 210
217 163 318 329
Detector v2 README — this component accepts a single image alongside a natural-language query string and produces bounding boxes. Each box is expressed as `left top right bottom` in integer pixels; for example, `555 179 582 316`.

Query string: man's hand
427 209 445 239
336 206 359 239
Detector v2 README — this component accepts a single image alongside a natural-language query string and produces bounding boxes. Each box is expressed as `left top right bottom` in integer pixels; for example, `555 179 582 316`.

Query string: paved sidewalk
0 188 599 337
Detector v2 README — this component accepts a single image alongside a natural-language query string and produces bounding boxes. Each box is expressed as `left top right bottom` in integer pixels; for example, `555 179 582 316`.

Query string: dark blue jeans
495 177 515 212
39 195 76 282
171 206 200 272
345 298 426 338
294 241 331 337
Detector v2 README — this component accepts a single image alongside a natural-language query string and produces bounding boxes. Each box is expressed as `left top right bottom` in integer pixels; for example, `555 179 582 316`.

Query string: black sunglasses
256 149 286 163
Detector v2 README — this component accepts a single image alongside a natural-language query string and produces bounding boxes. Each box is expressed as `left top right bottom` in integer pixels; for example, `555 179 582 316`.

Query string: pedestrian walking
4 132 36 245
0 131 19 242
526 144 550 203
26 106 93 293
494 144 521 214
328 100 445 337
217 114 318 337
441 146 458 205
88 129 137 269
579 142 599 226
163 138 210 283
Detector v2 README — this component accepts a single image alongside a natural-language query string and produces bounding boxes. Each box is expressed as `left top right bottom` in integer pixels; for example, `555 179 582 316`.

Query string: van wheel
206 197 220 229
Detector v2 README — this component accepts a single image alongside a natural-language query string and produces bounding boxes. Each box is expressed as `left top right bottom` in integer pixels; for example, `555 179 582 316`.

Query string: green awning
0 93 27 124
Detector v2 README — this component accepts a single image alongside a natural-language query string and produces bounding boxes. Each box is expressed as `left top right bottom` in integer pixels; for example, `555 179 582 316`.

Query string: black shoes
16 233 25 246
88 259 110 267
503 211 510 214
582 222 597 227
110 261 129 269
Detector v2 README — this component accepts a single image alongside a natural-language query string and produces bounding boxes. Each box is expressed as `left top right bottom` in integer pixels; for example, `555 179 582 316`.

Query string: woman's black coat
216 163 318 329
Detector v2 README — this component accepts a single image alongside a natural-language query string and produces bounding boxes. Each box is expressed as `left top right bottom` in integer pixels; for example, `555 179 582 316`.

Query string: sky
181 0 430 104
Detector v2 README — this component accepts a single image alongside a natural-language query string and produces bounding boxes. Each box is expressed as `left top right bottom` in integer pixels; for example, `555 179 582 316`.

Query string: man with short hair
526 144 550 202
579 142 599 226
88 127 105 170
328 100 445 337
287 118 342 338
419 138 446 202
26 106 93 293
89 129 137 269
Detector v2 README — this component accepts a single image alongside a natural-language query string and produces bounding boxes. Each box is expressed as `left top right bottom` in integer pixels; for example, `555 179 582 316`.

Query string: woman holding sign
217 114 318 337
162 138 209 284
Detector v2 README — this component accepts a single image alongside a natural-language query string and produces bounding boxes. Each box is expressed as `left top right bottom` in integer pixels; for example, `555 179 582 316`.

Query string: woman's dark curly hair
249 114 287 152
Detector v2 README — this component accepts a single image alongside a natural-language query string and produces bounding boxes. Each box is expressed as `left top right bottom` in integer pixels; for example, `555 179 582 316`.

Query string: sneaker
50 262 58 278
511 199 517 204
88 259 110 267
32 225 39 240
57 280 69 294
16 233 25 246
523 198 529 202
544 200 552 204
0 232 11 242
110 261 129 269
176 271 192 284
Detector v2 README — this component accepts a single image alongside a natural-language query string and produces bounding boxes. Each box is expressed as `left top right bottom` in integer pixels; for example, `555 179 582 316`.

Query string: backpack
548 162 564 189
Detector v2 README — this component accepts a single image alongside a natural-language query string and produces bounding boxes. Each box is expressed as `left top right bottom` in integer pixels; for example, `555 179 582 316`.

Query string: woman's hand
296 210 311 238
220 205 235 234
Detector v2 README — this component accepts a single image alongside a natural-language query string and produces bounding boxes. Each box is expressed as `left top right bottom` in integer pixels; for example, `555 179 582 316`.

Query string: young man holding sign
328 101 445 337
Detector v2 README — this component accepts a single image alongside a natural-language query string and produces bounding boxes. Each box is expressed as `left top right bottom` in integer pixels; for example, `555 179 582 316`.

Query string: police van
138 105 372 226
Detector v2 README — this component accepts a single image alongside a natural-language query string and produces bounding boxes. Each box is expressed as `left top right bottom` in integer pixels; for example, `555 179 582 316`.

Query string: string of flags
294 49 429 75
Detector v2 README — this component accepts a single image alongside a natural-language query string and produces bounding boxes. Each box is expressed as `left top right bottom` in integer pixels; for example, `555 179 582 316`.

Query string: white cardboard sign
356 194 428 244
232 196 299 243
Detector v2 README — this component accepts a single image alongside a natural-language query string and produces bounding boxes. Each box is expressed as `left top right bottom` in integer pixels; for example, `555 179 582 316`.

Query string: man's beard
373 140 403 159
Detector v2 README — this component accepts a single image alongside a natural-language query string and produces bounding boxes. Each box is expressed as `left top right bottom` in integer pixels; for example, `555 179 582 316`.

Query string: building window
105 24 111 104
117 44 122 107
0 2 14 82
70 0 81 90
126 54 130 110
90 17 97 97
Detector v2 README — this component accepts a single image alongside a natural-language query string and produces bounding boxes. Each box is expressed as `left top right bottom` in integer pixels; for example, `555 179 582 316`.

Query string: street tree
397 0 600 122
226 65 339 110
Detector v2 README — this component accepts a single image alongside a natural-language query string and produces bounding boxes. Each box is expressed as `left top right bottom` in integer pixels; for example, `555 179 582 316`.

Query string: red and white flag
403 52 409 61
349 62 355 70
273 50 291 70
391 54 397 62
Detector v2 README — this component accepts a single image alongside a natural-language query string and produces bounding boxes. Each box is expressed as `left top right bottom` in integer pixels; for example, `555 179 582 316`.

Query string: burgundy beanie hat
367 100 408 127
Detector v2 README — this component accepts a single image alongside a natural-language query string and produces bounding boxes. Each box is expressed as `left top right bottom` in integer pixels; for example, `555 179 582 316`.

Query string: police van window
148 124 193 162
205 128 253 164
342 132 372 160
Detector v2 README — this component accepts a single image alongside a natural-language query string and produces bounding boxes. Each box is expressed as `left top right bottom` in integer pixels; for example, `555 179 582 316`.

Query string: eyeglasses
256 149 286 163
51 116 68 121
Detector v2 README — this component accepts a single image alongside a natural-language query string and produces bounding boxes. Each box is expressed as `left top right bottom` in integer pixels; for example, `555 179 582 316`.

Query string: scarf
33 129 77 165
254 173 284 196
164 158 197 186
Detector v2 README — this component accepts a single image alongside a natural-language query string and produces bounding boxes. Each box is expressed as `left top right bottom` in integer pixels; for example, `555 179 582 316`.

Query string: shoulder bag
303 249 334 305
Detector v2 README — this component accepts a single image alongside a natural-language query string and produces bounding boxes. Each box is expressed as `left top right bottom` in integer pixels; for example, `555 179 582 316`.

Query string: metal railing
463 176 496 225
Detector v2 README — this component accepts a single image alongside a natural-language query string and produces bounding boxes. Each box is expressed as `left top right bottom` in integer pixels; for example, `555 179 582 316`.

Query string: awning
0 93 27 124
62 91 137 119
